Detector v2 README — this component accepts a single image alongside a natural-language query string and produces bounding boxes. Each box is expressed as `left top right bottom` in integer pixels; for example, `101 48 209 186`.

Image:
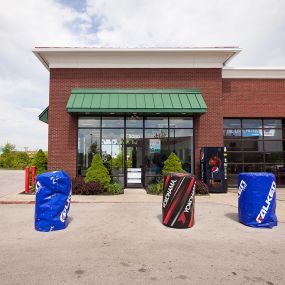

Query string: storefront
77 114 195 188
34 47 285 187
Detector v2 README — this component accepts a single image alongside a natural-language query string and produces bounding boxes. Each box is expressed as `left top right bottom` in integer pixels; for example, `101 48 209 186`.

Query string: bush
33 149 47 174
162 152 185 175
147 181 164 195
72 177 104 195
72 176 85 194
85 154 111 189
107 183 123 195
195 179 209 195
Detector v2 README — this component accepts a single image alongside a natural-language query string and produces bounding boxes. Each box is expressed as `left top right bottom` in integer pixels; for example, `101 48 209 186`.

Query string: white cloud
0 0 90 150
0 0 285 151
85 0 285 66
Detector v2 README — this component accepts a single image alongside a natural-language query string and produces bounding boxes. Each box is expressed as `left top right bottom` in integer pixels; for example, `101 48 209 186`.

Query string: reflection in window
77 129 100 175
169 117 193 128
243 140 263 151
78 117 100 128
102 129 124 175
263 119 282 128
126 129 143 145
102 117 124 128
224 140 242 151
145 129 169 176
224 119 241 128
145 117 168 128
170 129 193 173
126 116 143 128
242 119 262 128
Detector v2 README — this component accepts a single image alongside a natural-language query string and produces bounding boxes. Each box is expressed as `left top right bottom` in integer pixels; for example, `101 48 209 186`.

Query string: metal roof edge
71 88 202 94
39 106 49 123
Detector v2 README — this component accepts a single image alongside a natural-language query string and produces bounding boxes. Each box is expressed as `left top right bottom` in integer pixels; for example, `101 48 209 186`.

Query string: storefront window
126 129 143 145
78 117 100 128
126 116 143 128
224 118 285 186
78 116 194 187
102 117 124 128
169 129 193 173
169 117 193 128
77 129 100 175
145 129 169 176
145 117 168 128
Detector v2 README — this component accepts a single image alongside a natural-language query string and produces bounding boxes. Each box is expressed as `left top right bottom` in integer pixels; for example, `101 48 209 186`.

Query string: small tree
0 143 16 168
13 152 30 169
33 149 47 174
85 153 111 189
162 152 185 175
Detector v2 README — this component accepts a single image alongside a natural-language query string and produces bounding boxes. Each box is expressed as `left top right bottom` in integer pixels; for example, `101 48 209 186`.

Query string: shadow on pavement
225 212 239 222
157 214 162 222
68 216 73 225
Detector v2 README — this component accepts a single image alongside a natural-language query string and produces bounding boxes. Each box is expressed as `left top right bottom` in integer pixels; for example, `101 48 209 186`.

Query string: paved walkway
0 170 284 223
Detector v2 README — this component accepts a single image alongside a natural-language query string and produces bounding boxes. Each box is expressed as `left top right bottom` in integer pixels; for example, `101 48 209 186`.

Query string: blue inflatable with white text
238 173 277 228
35 171 72 232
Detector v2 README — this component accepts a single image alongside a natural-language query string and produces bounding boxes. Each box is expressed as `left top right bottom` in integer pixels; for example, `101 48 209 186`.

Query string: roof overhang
33 47 241 70
222 67 285 79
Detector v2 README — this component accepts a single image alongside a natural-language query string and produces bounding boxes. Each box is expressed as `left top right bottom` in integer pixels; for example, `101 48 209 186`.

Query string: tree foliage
32 149 47 174
162 152 185 175
85 153 111 189
0 143 31 169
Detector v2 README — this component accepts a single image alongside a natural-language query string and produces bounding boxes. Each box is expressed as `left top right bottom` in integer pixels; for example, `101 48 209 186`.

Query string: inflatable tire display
162 173 196 228
238 172 278 228
35 171 72 232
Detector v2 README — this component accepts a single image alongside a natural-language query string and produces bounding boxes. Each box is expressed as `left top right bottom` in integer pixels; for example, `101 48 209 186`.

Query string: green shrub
107 183 123 195
85 154 111 189
147 181 164 195
33 149 47 174
162 152 185 175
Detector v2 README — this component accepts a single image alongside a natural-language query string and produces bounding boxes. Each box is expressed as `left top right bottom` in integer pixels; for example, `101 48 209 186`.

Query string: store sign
225 129 262 137
264 129 275 137
150 139 161 153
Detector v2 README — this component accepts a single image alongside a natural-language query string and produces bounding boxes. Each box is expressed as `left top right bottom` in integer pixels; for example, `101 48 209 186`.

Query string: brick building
34 47 285 187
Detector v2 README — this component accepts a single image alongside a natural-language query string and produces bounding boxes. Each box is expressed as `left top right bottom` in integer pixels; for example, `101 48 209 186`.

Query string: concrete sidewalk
1 187 285 223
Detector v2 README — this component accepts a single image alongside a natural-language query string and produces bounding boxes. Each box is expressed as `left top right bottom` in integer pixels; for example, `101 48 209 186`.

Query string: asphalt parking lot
0 201 284 285
0 170 284 284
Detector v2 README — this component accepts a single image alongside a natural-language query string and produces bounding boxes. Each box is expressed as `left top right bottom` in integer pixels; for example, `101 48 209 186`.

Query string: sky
0 0 285 151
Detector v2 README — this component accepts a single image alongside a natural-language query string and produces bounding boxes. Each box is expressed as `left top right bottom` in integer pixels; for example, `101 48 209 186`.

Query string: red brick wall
49 68 223 178
223 79 285 117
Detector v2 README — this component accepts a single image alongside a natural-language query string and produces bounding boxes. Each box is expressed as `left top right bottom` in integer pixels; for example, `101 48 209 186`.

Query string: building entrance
126 145 143 188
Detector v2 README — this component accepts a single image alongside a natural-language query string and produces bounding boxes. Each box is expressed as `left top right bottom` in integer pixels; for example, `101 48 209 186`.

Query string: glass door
126 145 143 187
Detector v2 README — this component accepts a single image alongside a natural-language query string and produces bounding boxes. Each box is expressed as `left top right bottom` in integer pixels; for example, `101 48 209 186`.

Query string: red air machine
200 147 228 193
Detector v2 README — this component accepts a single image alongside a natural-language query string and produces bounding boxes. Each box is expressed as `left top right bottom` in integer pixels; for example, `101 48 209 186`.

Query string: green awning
39 107 48 123
66 89 207 114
